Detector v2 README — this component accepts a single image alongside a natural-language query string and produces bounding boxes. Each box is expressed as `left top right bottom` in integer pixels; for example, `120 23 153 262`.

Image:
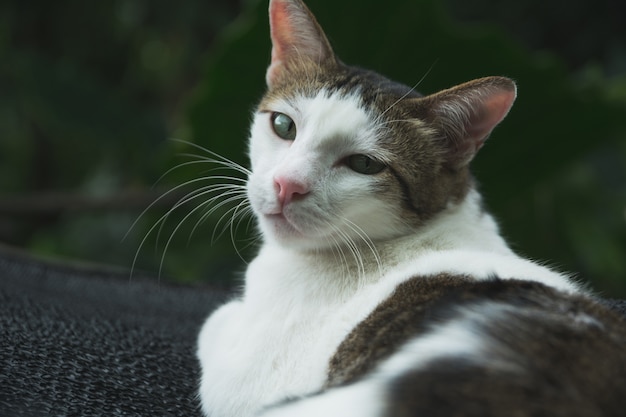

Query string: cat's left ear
419 76 517 168
266 0 337 88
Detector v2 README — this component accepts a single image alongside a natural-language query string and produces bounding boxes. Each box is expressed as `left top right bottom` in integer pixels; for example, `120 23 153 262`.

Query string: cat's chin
262 213 306 240
260 213 329 250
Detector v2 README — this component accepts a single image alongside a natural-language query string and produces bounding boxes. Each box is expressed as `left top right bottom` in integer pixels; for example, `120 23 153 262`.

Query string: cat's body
197 191 584 417
197 1 626 416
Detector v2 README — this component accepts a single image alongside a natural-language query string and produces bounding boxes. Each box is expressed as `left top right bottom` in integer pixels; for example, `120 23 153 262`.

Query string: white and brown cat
197 0 626 416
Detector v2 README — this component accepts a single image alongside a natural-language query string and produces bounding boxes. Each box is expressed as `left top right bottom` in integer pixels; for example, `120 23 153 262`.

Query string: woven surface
0 245 228 417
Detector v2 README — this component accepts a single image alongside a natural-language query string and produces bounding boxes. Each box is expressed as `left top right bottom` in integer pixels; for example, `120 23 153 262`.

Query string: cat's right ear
266 0 336 88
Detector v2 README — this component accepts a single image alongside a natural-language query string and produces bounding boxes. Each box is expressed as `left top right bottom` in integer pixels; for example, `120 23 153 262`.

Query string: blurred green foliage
1 0 625 295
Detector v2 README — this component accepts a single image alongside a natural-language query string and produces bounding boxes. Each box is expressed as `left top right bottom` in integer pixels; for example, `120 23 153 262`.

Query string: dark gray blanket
1 245 625 416
0 245 229 416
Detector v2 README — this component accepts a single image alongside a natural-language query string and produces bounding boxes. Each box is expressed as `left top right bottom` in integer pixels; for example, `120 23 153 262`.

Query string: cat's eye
271 112 297 141
346 154 386 175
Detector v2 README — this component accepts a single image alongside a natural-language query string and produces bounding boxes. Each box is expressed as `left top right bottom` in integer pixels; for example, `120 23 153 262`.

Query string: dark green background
1 0 625 295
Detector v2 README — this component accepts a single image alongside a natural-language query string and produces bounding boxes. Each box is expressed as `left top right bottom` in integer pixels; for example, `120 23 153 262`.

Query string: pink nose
274 176 309 208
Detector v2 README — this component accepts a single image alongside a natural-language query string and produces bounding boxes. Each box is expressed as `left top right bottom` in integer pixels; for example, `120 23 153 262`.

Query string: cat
196 0 626 416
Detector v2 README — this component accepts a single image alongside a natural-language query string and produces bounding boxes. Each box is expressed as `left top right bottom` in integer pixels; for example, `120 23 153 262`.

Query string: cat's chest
197 289 372 417
197 252 388 417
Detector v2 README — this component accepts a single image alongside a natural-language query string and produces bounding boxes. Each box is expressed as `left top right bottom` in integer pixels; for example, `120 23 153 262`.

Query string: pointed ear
266 0 336 88
420 76 517 168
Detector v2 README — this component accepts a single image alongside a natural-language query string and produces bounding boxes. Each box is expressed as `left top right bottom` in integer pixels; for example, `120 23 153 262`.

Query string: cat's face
246 0 516 251
247 82 412 249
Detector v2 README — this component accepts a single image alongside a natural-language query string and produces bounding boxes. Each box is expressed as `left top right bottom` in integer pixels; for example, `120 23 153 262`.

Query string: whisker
324 223 351 282
157 195 226 279
377 119 426 127
379 59 439 119
156 184 247 247
177 154 252 177
329 220 366 281
232 204 255 237
151 183 245 258
171 139 252 175
340 218 383 279
188 190 249 244
131 186 212 277
229 200 254 264
238 233 262 253
128 140 252 279
153 160 246 187
209 195 251 244
125 175 241 244
156 182 249 277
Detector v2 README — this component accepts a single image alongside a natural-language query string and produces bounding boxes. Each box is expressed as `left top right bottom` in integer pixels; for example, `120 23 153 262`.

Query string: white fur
197 91 580 417
257 379 385 417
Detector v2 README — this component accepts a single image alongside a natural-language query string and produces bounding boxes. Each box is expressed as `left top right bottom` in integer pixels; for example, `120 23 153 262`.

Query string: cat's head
247 0 516 250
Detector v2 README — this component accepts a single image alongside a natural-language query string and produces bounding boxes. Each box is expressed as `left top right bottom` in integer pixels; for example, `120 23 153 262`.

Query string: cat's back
323 275 626 417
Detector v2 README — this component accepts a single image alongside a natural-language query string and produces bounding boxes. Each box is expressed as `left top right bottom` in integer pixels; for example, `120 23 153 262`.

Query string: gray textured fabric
0 245 228 416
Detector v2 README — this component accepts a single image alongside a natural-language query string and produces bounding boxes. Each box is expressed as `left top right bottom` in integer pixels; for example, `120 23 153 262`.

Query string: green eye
271 112 297 140
347 154 386 175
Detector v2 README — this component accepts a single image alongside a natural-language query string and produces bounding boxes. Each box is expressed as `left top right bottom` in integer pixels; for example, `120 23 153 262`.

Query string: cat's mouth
264 212 306 238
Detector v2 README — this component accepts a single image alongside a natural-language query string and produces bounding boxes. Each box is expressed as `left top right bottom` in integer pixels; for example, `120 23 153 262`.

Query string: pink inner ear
266 0 293 86
266 0 335 88
269 0 295 61
466 88 517 147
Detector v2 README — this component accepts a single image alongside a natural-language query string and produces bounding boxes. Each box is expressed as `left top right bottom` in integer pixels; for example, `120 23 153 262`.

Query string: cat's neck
375 188 512 259
245 189 514 300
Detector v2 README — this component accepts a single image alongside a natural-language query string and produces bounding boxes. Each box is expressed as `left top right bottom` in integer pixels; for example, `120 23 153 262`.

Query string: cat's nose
274 176 310 208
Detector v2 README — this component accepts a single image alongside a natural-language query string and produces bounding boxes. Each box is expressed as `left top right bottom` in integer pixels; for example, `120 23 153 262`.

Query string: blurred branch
0 188 189 216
